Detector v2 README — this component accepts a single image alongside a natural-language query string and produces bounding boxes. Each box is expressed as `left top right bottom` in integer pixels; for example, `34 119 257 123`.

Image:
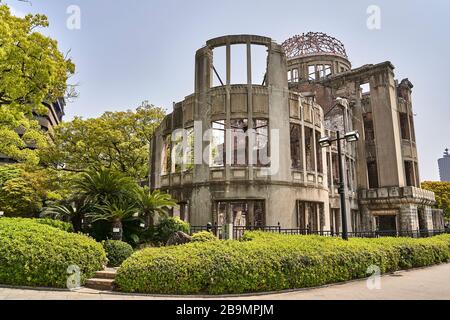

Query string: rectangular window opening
212 46 227 87
251 44 268 86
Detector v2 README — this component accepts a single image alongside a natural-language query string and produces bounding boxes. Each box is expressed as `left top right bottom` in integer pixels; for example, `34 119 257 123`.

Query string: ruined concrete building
150 33 445 234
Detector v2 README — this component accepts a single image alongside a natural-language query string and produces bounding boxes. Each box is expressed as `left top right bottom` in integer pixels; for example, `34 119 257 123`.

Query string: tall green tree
422 181 450 222
41 103 166 180
0 4 75 164
0 164 68 217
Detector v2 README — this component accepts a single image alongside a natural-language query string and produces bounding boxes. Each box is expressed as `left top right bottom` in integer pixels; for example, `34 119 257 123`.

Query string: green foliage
134 187 177 220
422 181 450 221
41 197 93 233
102 240 134 267
35 218 74 232
0 4 75 164
191 231 218 243
73 168 138 204
41 102 166 180
116 232 450 295
0 218 107 288
0 164 67 217
154 216 190 244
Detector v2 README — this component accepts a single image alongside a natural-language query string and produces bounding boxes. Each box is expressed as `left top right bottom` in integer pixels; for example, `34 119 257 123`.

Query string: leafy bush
0 218 107 288
191 231 218 243
35 218 74 232
154 217 190 244
102 240 134 267
116 232 450 295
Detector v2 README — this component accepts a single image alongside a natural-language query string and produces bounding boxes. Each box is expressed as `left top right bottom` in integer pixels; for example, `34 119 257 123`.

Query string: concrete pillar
399 204 419 232
369 68 405 187
248 201 255 226
422 206 434 231
361 206 373 231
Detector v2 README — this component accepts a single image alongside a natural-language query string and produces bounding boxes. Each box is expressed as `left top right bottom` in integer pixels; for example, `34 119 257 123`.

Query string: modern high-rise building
438 148 450 182
0 98 65 164
150 33 445 234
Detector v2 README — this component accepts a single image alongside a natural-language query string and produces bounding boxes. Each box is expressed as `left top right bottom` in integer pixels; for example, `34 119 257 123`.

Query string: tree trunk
111 219 123 241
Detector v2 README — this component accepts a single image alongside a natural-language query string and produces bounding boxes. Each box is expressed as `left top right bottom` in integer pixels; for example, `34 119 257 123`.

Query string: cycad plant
134 187 177 226
73 167 138 204
41 197 93 232
87 198 140 241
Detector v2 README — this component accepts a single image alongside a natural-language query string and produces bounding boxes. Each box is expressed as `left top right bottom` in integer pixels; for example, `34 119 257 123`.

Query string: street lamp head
344 130 360 142
318 136 332 148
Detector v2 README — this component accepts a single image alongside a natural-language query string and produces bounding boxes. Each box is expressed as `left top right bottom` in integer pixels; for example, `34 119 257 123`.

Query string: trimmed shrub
154 217 190 244
102 240 134 267
116 232 450 295
36 218 74 232
0 218 107 288
191 231 218 243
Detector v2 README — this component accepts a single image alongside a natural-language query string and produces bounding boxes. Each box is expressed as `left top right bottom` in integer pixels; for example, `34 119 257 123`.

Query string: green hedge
35 218 74 232
191 231 218 243
102 240 134 267
0 218 107 288
116 231 450 295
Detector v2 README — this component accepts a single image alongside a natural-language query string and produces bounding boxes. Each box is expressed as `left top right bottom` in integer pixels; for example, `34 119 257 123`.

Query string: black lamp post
319 130 359 240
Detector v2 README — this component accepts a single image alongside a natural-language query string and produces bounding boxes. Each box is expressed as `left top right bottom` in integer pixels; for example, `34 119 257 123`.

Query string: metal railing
189 224 450 240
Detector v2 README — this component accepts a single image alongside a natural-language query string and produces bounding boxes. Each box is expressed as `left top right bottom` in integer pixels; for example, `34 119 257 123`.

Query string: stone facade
150 33 444 234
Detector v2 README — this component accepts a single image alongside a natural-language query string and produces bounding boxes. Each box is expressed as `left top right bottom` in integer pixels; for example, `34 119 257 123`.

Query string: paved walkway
1 263 449 300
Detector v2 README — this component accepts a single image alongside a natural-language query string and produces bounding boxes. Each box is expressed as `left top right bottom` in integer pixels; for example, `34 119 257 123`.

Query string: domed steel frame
282 32 348 59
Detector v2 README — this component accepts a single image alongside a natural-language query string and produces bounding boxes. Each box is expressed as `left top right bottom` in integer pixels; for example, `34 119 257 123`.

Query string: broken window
161 135 171 175
399 112 410 140
287 70 292 82
216 200 265 228
292 68 299 82
290 123 302 169
210 120 225 167
230 119 248 166
316 131 323 173
324 64 332 77
184 127 194 172
251 44 268 85
305 127 314 171
367 160 379 188
254 119 269 166
360 83 370 94
172 130 183 173
332 153 340 185
297 201 324 231
317 65 325 79
363 112 375 141
212 46 226 87
409 115 416 142
326 152 331 186
405 161 415 187
308 65 316 81
230 44 247 84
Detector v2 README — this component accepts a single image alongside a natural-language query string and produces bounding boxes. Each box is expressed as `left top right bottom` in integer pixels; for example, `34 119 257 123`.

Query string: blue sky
5 0 450 181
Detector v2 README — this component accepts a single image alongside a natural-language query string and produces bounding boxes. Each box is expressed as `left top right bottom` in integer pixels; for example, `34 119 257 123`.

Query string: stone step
94 269 117 280
85 278 115 291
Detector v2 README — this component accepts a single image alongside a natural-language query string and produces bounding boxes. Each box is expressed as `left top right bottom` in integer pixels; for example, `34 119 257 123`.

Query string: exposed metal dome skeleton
282 32 348 59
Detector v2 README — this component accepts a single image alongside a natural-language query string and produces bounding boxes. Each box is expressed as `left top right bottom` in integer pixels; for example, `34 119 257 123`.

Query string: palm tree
134 187 177 227
87 198 140 241
73 168 138 204
41 197 93 232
